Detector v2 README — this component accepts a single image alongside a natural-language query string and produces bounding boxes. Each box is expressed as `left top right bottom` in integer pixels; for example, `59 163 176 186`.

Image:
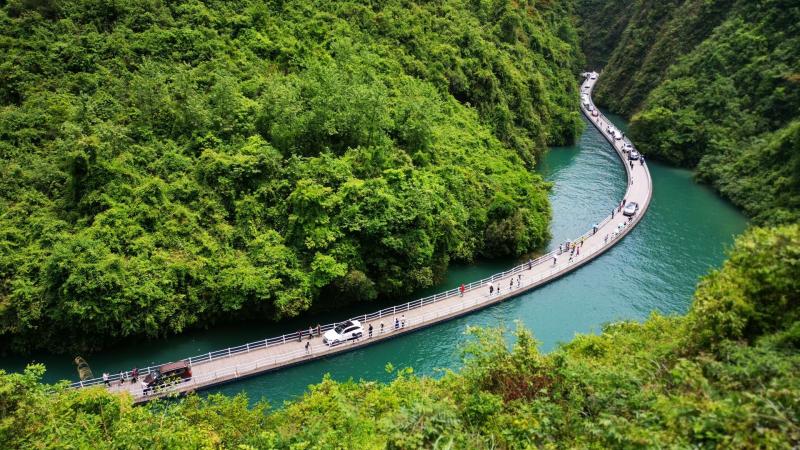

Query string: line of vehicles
583 72 641 220
582 85 643 164
582 74 600 117
596 110 642 162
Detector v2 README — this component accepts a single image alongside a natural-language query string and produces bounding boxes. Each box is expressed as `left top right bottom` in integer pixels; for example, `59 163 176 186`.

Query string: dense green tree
0 0 582 352
1 226 798 449
575 0 800 225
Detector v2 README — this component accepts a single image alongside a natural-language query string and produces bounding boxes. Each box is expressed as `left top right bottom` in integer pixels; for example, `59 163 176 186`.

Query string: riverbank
1 109 746 406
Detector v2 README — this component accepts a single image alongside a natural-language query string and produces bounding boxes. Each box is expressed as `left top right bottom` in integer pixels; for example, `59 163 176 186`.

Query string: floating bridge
74 73 653 404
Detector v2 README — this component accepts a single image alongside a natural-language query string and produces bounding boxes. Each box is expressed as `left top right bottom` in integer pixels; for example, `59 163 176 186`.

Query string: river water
1 112 746 407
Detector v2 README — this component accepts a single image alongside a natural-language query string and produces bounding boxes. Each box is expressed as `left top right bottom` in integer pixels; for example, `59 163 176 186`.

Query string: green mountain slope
2 225 798 448
577 0 800 224
0 0 582 353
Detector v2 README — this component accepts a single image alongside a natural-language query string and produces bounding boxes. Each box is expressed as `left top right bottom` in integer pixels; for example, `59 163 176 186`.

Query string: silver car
622 202 639 217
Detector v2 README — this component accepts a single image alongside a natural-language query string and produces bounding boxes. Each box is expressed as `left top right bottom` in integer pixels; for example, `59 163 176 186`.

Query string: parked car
591 109 599 117
629 150 640 160
623 202 639 217
323 320 364 345
590 73 597 80
143 361 192 388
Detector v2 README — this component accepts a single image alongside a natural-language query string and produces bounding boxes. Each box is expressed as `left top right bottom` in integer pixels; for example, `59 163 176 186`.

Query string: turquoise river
1 112 747 406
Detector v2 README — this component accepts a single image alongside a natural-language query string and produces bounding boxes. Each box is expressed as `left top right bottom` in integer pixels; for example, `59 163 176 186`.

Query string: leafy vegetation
577 0 800 224
0 0 584 353
2 225 798 448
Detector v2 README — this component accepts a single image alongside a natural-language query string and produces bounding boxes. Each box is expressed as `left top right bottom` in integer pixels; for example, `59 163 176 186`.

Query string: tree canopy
576 0 800 225
1 225 798 448
0 0 583 352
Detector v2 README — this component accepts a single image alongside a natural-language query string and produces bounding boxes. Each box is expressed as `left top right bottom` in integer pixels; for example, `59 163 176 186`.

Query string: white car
623 202 639 217
629 150 640 160
323 320 364 345
590 73 597 80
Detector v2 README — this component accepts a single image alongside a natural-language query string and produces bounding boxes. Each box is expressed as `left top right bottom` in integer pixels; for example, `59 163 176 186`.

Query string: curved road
83 72 653 403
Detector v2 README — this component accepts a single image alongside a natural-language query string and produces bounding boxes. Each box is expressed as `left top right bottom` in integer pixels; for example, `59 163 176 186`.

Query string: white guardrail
73 73 650 395
70 237 587 390
104 229 631 400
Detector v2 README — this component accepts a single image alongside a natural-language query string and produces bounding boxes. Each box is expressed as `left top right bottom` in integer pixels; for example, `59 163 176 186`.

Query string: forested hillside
0 0 583 353
2 224 798 448
577 0 800 224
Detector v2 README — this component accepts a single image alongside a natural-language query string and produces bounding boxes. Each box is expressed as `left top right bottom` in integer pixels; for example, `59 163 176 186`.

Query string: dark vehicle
143 361 192 388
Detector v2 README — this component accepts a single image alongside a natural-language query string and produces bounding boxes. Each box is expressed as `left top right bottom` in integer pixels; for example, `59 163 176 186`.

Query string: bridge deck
87 73 652 403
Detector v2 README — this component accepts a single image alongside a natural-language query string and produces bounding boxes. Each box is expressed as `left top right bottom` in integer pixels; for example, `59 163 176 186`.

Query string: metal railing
73 73 651 392
70 241 579 389
115 231 636 401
